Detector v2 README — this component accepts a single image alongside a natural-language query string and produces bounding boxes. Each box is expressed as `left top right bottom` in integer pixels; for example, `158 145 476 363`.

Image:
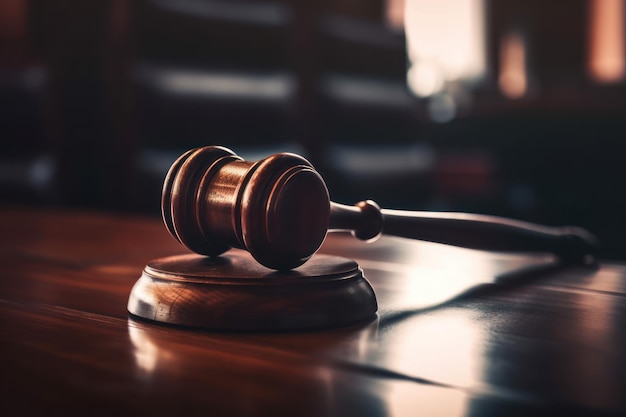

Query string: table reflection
128 323 172 377
385 380 469 417
382 309 485 388
128 316 475 416
322 234 556 311
125 233 623 414
126 320 376 415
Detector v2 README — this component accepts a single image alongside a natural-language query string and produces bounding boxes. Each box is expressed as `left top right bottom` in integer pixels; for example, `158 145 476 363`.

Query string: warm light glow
385 309 486 389
407 62 444 97
129 325 160 374
386 380 468 417
351 239 556 388
385 0 406 31
128 323 173 376
405 0 486 97
588 0 626 83
320 235 557 412
355 237 545 311
499 31 528 99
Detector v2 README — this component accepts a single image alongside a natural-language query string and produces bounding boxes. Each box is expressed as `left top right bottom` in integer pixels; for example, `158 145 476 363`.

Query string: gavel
162 146 598 270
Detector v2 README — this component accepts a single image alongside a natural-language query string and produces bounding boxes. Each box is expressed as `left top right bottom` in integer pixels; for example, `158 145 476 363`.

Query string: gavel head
162 146 331 270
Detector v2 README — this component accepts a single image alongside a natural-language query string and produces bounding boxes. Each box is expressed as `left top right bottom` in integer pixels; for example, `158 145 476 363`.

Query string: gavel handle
330 201 598 261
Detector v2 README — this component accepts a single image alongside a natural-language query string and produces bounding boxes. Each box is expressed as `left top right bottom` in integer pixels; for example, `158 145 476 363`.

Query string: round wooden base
127 251 377 331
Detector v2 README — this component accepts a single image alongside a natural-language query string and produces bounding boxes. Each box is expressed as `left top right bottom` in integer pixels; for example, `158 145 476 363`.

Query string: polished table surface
1 207 625 416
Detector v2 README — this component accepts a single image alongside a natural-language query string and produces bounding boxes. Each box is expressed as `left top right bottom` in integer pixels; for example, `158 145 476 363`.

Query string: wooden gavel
162 146 598 270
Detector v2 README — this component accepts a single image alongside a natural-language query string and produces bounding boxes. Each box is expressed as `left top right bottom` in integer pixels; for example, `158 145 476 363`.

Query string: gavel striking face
163 146 598 270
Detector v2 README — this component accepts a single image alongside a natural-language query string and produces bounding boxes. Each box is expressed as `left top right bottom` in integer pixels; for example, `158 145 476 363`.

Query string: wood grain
128 252 377 330
1 207 625 415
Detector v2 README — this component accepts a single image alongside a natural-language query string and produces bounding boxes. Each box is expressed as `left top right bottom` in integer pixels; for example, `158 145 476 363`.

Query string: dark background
2 0 626 260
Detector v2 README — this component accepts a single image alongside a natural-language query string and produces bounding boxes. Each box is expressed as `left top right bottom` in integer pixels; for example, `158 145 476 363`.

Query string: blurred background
1 0 625 260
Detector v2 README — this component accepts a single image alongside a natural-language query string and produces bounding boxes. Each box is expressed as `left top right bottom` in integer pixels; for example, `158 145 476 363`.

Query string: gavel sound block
128 146 598 331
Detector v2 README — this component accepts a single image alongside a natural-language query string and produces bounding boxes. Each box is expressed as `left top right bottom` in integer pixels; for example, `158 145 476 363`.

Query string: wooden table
1 208 625 416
